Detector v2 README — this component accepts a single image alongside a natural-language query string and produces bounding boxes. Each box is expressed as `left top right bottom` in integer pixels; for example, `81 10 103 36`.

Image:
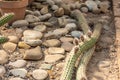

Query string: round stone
34 25 47 32
71 31 83 38
8 36 19 43
32 69 48 80
0 66 6 76
0 50 8 64
65 23 77 31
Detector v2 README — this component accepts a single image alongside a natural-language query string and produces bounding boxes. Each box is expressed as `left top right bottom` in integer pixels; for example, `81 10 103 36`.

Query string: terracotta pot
0 0 28 23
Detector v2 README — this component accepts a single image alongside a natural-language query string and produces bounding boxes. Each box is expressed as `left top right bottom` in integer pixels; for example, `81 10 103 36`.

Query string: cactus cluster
0 13 14 43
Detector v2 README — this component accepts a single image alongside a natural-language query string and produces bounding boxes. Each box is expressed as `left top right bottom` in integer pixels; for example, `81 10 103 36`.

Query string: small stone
9 60 27 68
92 7 100 14
80 6 89 13
0 66 6 76
43 39 61 47
65 23 77 31
40 6 49 15
32 69 48 80
18 41 31 49
39 13 52 21
97 60 110 71
33 10 41 16
60 37 73 42
24 39 42 46
34 25 47 32
26 10 34 15
2 42 17 53
10 68 27 78
0 50 8 64
51 5 59 11
46 0 55 6
99 1 110 13
85 0 98 11
25 15 40 23
23 30 43 39
61 42 74 51
53 28 69 36
9 77 24 80
8 36 19 43
48 47 65 55
71 31 83 38
54 7 64 17
40 64 53 70
24 46 43 60
12 20 29 28
45 54 65 63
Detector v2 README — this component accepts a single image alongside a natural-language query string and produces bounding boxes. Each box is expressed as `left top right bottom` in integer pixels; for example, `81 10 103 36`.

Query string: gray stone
12 20 29 28
40 64 53 70
2 42 17 53
39 13 52 21
48 47 65 55
9 77 24 80
25 14 40 23
61 42 74 51
23 30 43 39
24 46 43 60
45 54 65 63
8 36 19 43
26 10 34 15
46 0 55 6
34 25 47 32
51 5 59 11
85 0 98 11
65 23 77 31
32 69 48 80
10 68 27 78
53 28 69 36
71 31 83 38
0 66 6 76
80 6 89 13
33 10 41 16
9 60 27 68
24 39 42 46
43 39 61 47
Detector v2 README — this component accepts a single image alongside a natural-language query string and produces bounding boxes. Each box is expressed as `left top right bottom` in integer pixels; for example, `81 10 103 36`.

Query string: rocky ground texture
0 0 119 80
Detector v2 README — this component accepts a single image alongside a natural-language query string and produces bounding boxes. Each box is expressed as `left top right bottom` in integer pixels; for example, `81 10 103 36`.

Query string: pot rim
0 0 28 8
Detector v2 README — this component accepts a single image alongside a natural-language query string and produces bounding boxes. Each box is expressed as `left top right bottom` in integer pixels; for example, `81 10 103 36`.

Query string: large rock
24 46 43 60
48 47 65 55
2 42 17 53
32 69 48 80
43 39 61 47
45 54 65 63
23 30 43 39
12 20 29 28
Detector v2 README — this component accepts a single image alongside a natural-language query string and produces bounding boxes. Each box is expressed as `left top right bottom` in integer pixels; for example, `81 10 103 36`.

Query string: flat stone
46 0 55 6
25 14 40 23
39 13 52 21
61 42 74 51
12 20 29 28
8 36 19 43
9 77 24 80
48 47 65 55
18 41 31 49
40 64 53 70
54 7 64 17
24 46 43 60
32 69 48 80
43 39 61 47
9 60 27 68
2 42 17 53
34 25 47 32
60 37 73 42
10 68 27 78
0 66 6 76
33 10 41 16
45 54 65 63
53 28 69 36
23 30 43 39
51 5 59 11
65 23 77 31
71 31 83 38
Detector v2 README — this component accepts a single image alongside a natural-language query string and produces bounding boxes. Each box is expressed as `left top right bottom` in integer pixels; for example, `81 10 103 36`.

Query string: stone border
113 0 120 78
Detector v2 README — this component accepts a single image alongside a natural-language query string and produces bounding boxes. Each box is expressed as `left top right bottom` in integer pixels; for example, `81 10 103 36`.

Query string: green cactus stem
0 13 14 27
0 36 9 44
